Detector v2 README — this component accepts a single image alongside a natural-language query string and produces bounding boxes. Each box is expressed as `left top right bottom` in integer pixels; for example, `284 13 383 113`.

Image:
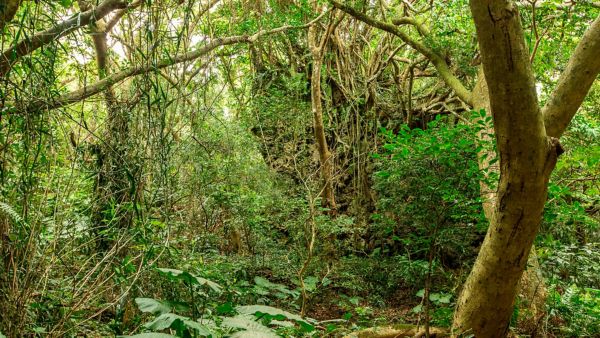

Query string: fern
0 201 25 225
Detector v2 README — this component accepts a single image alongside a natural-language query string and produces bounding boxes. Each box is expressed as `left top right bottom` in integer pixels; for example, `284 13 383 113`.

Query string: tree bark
472 68 548 335
542 15 600 138
0 0 22 31
0 0 128 77
78 0 132 250
471 68 497 220
453 2 562 336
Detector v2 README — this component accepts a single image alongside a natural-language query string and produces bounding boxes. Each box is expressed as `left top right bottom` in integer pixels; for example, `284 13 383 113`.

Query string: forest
0 0 599 337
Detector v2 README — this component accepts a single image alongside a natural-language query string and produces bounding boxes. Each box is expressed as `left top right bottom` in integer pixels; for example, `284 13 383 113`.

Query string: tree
331 0 600 335
453 2 600 336
307 4 338 212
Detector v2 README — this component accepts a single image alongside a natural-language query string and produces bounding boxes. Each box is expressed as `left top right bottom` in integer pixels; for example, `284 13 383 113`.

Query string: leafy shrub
372 117 486 269
127 268 315 337
547 285 600 337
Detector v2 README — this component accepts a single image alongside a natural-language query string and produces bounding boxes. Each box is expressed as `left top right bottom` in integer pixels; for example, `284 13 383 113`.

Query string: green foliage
372 117 486 268
221 315 279 338
157 268 223 294
547 286 600 337
1 0 599 336
143 313 212 337
412 289 453 327
129 268 313 337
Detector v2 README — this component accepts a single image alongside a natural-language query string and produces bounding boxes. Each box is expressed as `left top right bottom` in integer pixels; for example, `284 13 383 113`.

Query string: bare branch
330 1 472 105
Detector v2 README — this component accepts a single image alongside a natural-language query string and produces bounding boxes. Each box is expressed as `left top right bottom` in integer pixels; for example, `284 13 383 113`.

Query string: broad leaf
157 268 222 293
222 315 279 338
236 305 313 326
144 313 212 336
119 334 177 338
135 298 171 315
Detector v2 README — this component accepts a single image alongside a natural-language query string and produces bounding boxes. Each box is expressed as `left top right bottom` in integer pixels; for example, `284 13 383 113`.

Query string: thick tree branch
24 36 250 112
469 0 544 148
391 17 429 36
453 1 554 336
0 0 22 31
330 0 472 105
22 19 324 113
517 0 600 9
0 0 128 77
542 15 600 138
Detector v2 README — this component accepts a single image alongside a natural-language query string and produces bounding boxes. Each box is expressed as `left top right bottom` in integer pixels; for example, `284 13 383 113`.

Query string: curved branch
391 17 429 36
542 15 600 138
0 0 128 77
330 0 472 105
22 19 323 113
24 35 251 112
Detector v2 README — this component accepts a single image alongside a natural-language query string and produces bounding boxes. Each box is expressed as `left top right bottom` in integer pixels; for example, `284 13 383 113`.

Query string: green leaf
231 332 279 338
135 298 171 315
236 305 313 326
60 0 73 8
144 313 211 336
438 294 452 304
157 268 222 293
144 313 183 331
222 314 274 333
119 334 177 338
217 302 235 315
303 276 318 292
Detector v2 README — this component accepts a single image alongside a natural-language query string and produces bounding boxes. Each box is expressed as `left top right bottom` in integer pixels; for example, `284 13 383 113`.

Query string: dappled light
0 1 598 337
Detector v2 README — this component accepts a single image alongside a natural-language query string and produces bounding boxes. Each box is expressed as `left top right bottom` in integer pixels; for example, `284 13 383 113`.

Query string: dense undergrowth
0 1 599 337
2 111 597 337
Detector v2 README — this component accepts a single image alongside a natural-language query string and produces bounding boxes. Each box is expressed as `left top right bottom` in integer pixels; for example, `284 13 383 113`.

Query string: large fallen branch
0 0 129 77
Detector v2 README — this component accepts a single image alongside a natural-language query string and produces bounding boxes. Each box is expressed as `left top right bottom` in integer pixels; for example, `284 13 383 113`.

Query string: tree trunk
308 16 336 211
79 0 133 250
453 2 562 336
472 67 548 335
0 0 22 31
